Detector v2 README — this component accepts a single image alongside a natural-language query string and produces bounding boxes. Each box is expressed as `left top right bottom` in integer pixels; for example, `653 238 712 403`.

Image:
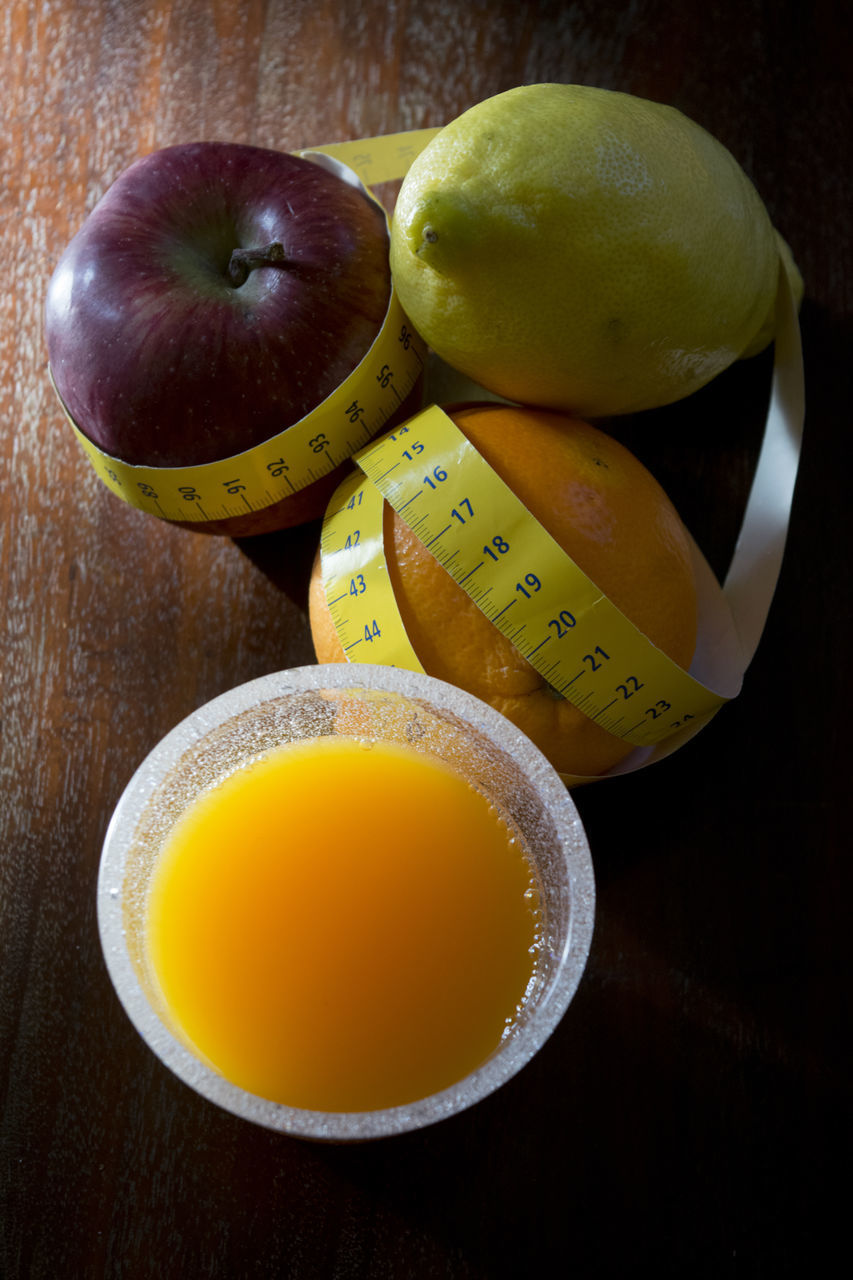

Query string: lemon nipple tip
417 224 439 255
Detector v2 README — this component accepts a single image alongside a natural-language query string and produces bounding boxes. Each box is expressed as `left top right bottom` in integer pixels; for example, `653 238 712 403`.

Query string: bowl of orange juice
98 664 594 1141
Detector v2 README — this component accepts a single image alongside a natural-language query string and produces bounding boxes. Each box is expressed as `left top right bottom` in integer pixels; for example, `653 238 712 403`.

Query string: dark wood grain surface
2 2 849 1275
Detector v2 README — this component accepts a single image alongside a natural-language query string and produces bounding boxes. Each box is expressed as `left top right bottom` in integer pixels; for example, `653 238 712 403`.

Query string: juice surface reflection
146 735 541 1111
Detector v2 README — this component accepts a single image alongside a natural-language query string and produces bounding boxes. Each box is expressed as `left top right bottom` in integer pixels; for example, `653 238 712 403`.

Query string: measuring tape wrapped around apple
46 103 805 782
45 140 429 536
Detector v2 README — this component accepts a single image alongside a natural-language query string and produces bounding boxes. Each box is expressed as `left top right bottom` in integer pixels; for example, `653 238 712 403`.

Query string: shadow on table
232 516 324 610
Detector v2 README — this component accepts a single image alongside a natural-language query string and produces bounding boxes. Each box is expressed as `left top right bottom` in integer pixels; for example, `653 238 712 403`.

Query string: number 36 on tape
320 404 731 750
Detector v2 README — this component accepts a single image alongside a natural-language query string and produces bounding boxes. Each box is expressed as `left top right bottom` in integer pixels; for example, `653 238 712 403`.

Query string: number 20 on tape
322 405 729 749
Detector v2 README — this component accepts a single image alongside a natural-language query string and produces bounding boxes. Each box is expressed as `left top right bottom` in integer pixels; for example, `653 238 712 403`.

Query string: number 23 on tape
322 404 730 749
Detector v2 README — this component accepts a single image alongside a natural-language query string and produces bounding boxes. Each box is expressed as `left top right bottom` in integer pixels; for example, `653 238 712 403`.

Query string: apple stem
228 241 287 286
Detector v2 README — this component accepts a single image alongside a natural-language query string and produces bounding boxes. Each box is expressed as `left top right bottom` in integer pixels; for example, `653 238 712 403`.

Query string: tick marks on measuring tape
493 598 518 622
426 524 452 547
458 561 485 586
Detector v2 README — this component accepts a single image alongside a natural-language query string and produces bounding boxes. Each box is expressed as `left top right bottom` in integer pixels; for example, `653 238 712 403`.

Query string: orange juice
145 735 541 1112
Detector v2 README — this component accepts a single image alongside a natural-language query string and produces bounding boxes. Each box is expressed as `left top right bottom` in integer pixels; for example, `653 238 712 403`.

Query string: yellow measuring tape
51 130 441 524
320 404 731 750
299 128 441 188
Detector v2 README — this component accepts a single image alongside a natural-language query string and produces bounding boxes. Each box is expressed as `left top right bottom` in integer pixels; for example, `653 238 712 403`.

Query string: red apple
45 141 417 535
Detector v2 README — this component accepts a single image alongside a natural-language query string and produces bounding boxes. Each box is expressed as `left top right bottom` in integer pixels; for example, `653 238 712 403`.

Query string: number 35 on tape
320 404 731 750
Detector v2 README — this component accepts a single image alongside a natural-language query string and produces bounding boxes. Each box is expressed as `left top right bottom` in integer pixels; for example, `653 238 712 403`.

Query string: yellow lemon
390 84 787 417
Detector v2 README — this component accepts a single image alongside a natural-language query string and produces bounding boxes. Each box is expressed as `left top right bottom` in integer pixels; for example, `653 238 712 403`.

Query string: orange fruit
309 403 698 778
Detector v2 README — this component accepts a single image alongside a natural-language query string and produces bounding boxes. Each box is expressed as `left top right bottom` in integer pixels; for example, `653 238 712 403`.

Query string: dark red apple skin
45 142 399 533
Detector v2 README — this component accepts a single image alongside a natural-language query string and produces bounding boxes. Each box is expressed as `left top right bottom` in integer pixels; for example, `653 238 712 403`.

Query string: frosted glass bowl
98 664 595 1141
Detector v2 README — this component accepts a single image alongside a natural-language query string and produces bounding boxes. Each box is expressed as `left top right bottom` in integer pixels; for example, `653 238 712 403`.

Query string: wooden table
2 2 849 1274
